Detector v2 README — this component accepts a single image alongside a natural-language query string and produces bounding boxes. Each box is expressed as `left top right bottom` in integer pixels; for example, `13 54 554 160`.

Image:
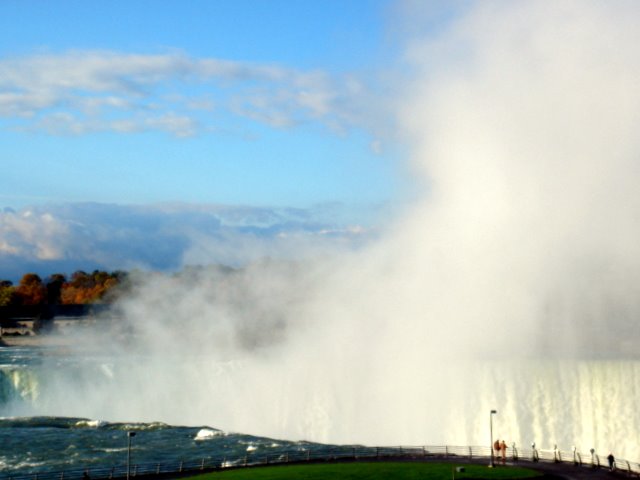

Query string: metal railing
2 445 639 480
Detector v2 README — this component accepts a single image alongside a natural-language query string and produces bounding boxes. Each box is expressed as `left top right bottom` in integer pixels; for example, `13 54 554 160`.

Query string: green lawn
183 462 543 480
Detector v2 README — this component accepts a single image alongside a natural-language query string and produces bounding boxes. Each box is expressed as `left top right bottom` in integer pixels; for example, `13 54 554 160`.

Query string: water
0 345 317 474
3 344 640 473
0 416 320 474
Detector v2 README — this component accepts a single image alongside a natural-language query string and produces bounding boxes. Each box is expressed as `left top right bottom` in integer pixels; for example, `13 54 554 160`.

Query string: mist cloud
85 0 640 451
10 0 640 462
396 0 640 357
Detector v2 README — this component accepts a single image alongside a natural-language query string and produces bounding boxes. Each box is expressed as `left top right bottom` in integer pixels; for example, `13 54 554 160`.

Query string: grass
183 462 544 480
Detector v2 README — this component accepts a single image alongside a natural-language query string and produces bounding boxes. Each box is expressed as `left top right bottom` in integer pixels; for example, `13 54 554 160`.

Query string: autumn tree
15 273 46 305
0 280 16 306
61 271 90 304
61 270 123 304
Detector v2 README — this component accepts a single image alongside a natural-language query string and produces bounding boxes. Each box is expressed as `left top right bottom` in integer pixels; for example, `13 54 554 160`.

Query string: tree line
0 270 129 307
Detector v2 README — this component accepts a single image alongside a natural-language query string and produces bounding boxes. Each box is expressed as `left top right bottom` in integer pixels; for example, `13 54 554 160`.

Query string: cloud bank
0 202 376 281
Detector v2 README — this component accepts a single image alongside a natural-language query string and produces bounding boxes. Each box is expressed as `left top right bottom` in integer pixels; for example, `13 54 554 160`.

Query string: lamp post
532 442 538 462
127 431 136 480
489 410 497 467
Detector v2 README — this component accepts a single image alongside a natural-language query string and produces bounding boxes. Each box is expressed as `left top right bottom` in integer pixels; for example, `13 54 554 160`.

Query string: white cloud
0 50 370 137
0 202 374 281
0 90 57 117
144 113 199 137
0 209 70 261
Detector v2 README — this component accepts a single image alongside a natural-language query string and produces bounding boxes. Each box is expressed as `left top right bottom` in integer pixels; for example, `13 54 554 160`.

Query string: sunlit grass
183 461 543 480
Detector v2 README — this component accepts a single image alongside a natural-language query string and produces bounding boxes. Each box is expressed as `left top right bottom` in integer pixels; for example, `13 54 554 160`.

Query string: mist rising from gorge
16 0 640 460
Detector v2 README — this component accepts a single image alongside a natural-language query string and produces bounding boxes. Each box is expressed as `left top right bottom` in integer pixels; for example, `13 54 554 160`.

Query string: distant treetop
0 270 130 307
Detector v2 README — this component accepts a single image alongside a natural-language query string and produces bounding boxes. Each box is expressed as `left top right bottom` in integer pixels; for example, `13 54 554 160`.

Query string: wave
194 428 223 440
106 421 172 431
75 419 108 428
0 416 182 431
0 416 93 429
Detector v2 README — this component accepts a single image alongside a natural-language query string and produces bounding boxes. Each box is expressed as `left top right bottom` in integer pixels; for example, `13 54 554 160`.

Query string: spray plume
17 0 640 460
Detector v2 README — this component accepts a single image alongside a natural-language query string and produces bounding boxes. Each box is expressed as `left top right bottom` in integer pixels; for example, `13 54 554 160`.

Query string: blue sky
0 0 409 211
0 0 440 279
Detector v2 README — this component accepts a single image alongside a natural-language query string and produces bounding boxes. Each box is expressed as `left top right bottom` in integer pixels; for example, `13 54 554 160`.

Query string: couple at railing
493 439 508 463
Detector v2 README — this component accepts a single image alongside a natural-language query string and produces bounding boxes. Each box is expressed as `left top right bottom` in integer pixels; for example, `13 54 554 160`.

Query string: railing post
201 458 205 470
60 472 64 480
244 456 248 467
156 463 160 474
179 461 183 473
469 446 473 459
133 465 137 477
376 447 379 459
445 446 448 458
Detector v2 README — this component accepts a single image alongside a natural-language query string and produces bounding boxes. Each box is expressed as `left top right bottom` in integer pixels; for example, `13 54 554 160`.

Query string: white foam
76 419 107 428
195 428 221 440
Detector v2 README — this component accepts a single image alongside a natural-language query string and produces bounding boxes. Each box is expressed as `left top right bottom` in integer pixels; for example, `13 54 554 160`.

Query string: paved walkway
491 459 629 480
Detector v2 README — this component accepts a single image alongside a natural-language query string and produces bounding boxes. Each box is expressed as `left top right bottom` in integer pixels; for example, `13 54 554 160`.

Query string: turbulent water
0 416 316 474
0 345 331 475
2 343 640 474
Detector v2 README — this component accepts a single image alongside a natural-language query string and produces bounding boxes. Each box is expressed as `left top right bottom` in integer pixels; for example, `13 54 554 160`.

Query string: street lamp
127 431 136 480
489 410 497 467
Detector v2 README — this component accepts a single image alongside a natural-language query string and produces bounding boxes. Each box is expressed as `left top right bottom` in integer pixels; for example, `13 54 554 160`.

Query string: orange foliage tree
15 273 47 305
1 271 127 306
60 270 124 304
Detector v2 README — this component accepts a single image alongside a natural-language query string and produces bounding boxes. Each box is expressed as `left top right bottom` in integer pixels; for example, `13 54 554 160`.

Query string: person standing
500 440 507 463
608 453 615 471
